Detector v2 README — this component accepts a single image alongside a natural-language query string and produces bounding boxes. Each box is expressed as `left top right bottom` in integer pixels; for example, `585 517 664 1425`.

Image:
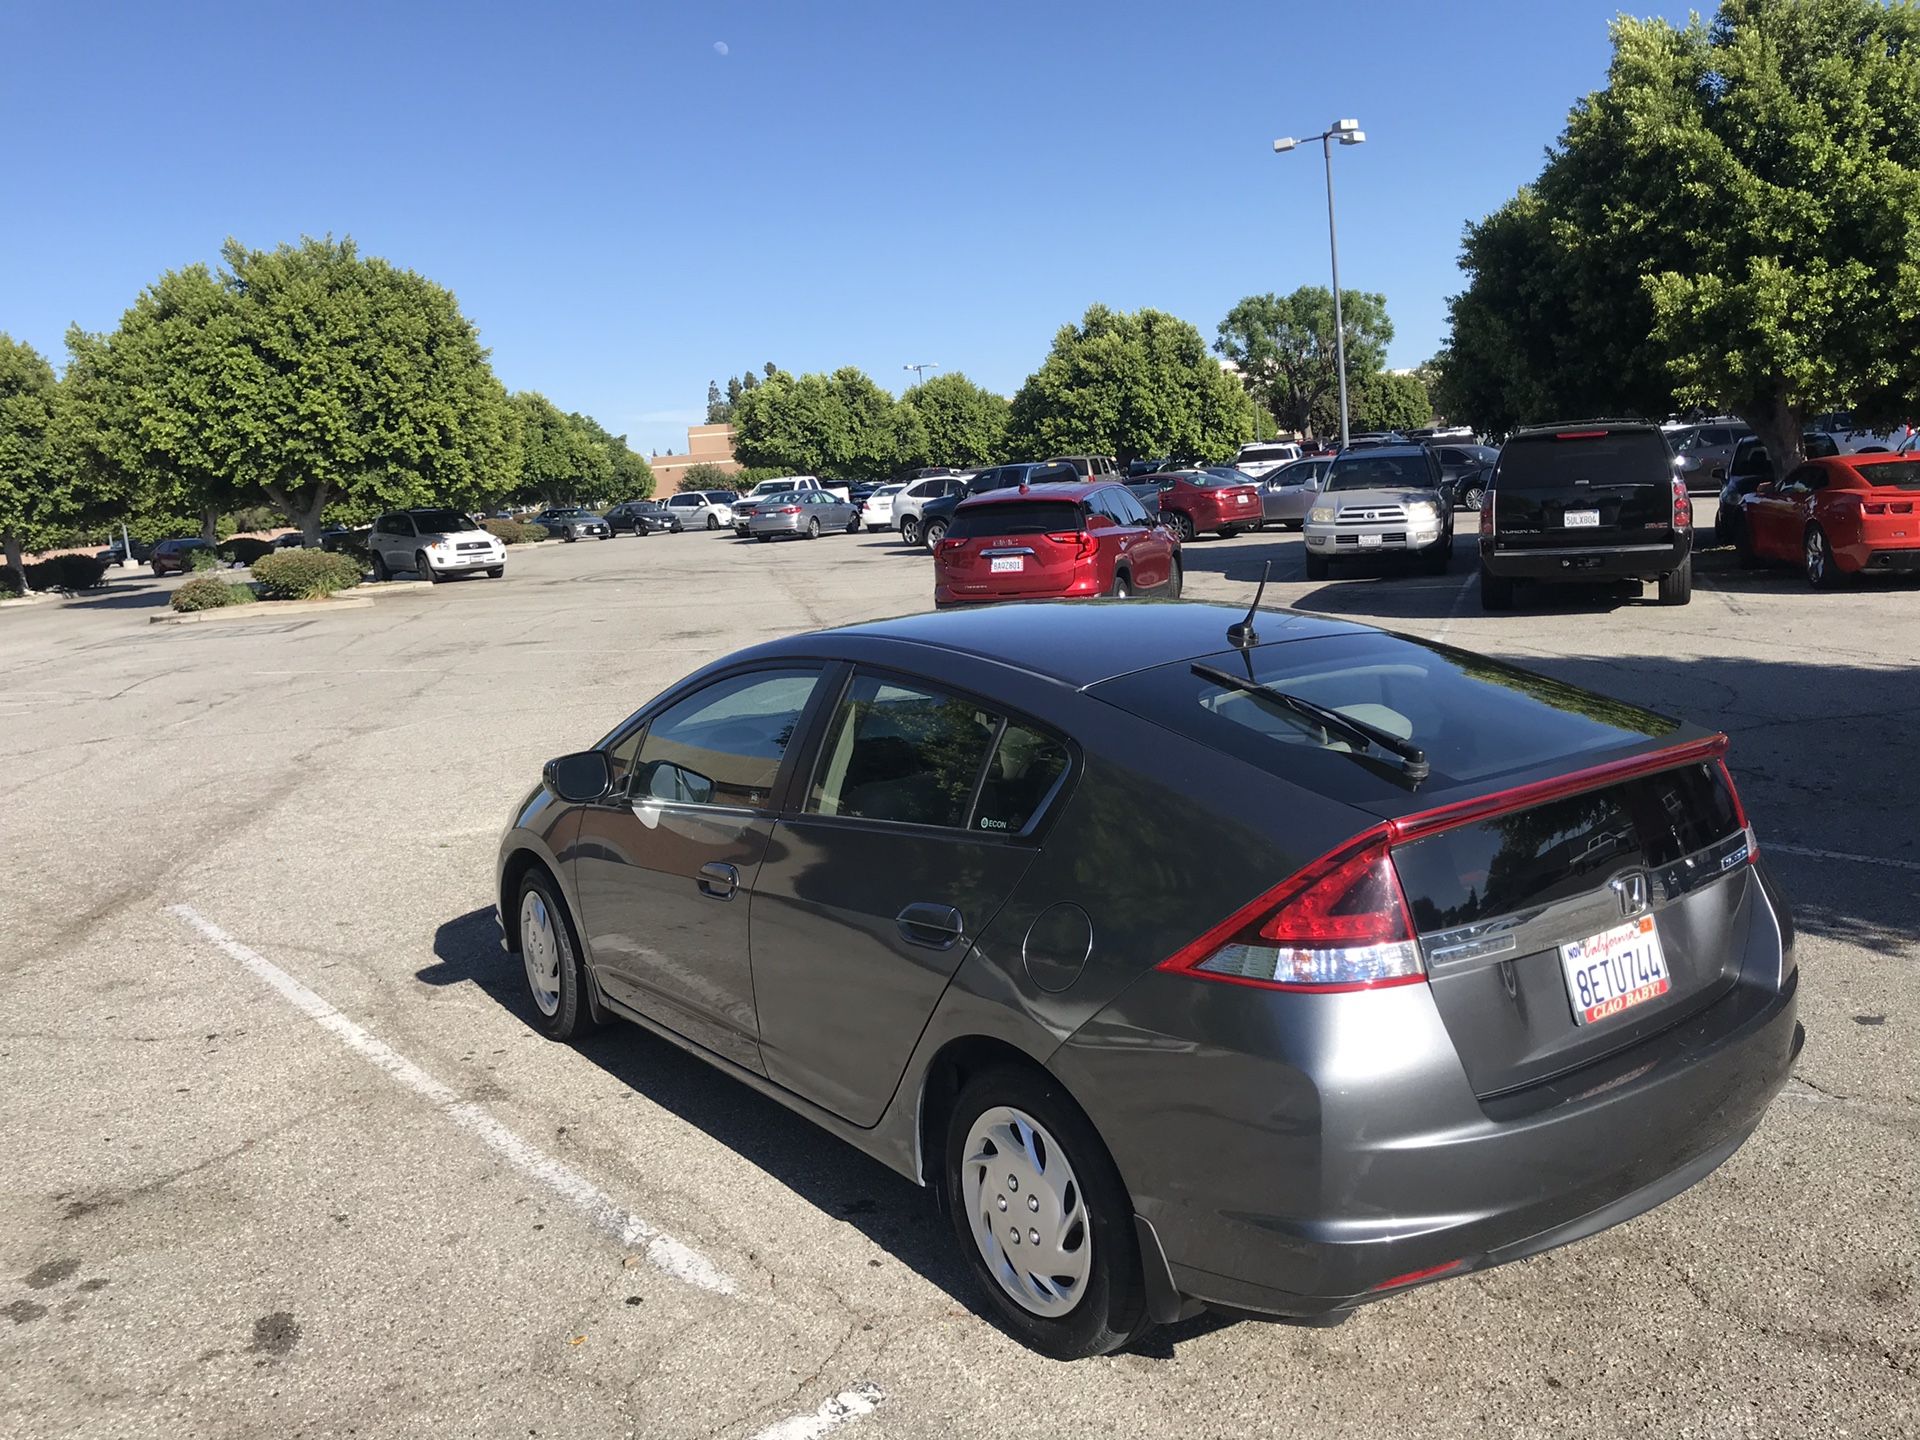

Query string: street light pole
902 363 939 388
1274 119 1365 450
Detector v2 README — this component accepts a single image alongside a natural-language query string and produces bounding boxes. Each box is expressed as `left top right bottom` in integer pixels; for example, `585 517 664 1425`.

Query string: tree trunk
201 505 220 546
1741 392 1806 483
266 483 332 546
2 531 26 594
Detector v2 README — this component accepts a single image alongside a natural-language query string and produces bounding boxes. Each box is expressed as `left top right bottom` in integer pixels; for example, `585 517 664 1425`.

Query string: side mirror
544 750 613 804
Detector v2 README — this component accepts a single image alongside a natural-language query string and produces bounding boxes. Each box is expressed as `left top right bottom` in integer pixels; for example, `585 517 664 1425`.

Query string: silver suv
664 489 738 530
368 508 506 582
1302 446 1453 578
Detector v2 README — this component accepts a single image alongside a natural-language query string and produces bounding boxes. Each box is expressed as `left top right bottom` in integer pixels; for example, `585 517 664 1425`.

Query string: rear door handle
698 862 739 900
896 902 965 950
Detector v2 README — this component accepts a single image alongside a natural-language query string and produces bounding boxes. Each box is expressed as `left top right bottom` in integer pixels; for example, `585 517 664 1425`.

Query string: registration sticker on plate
1357 533 1383 548
1561 916 1670 1025
990 556 1024 573
1564 509 1601 528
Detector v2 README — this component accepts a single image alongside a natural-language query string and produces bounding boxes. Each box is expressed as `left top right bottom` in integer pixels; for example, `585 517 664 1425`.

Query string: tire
924 519 948 550
1733 518 1760 567
1171 512 1196 543
1163 558 1182 599
1480 566 1516 611
487 567 504 579
756 534 772 543
900 515 921 547
564 531 577 543
944 1067 1149 1360
1218 526 1240 540
1658 554 1694 605
806 517 821 540
418 552 442 584
1304 551 1330 580
705 514 718 531
1423 537 1452 574
1110 572 1133 599
515 870 598 1042
847 516 862 534
370 551 389 582
1805 526 1841 589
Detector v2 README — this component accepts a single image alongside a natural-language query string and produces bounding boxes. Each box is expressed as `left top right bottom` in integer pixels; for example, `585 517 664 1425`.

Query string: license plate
1564 509 1601 528
1236 494 1250 504
1560 916 1670 1025
990 556 1024 573
1358 533 1383 548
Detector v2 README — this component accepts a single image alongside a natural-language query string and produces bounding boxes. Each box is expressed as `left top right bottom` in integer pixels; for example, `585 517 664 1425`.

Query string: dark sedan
497 603 1799 1359
150 537 213 574
605 500 683 535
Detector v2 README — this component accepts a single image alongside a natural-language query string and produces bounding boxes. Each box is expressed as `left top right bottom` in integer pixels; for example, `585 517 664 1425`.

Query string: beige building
651 424 742 491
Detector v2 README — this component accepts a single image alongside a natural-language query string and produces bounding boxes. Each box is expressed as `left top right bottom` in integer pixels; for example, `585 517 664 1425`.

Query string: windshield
1324 453 1434 492
411 509 475 532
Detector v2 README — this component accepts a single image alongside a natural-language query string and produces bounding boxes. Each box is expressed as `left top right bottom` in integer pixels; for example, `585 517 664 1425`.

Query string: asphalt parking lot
4 513 1916 1439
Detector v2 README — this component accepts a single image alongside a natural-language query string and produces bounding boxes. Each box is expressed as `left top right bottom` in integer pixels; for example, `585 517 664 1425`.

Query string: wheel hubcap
520 891 561 1017
960 1106 1091 1318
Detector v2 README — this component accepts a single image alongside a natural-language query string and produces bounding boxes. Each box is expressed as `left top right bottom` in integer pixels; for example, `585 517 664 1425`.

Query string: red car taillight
777 505 801 514
1046 530 1099 560
1718 757 1759 863
1157 832 1425 992
1671 478 1692 528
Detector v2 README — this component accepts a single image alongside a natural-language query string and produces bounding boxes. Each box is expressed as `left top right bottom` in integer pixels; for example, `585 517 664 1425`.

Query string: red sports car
1736 453 1920 587
932 481 1180 606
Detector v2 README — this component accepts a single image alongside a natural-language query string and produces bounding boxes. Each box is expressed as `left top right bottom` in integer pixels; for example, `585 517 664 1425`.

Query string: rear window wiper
1191 663 1431 782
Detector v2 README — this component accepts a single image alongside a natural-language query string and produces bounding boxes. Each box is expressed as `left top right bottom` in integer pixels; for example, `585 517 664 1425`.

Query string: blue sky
1 0 1695 459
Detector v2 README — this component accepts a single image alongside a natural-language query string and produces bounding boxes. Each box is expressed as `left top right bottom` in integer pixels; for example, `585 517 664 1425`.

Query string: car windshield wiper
1190 663 1430 782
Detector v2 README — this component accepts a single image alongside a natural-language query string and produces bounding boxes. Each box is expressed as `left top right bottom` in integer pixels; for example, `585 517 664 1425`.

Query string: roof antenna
1227 560 1270 650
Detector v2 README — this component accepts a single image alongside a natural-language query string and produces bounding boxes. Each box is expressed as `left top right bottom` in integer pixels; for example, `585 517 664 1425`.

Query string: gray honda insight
497 601 1801 1359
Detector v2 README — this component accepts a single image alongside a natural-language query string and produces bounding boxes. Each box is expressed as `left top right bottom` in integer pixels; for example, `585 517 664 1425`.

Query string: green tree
570 410 653 499
1349 371 1432 433
1214 287 1394 438
678 461 739 492
706 380 732 424
1445 1 1920 474
514 393 609 503
730 366 906 480
1009 305 1258 462
898 372 1010 467
0 335 64 586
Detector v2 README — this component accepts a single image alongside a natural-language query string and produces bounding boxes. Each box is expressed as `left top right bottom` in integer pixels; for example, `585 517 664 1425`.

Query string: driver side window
631 669 820 810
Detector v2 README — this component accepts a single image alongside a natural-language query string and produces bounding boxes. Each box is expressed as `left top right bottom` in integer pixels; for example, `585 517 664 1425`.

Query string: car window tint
973 722 1070 835
1498 430 1671 489
633 669 819 809
807 675 996 828
1107 487 1150 526
947 500 1083 540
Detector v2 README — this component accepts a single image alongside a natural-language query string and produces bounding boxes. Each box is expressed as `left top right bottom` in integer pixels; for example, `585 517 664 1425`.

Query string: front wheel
945 1069 1148 1360
900 515 922 547
516 871 599 1041
1805 526 1841 589
1423 536 1452 574
705 514 718 531
417 552 443 584
923 518 948 550
1304 551 1330 580
486 567 504 579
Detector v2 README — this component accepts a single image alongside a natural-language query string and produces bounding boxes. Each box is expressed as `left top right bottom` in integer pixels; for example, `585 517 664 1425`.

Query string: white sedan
859 483 906 531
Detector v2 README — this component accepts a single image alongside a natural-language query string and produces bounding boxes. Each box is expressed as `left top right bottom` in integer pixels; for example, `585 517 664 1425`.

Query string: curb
149 595 375 625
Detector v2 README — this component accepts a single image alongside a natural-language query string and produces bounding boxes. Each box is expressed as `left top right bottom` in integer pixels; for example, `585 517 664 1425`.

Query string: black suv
1479 421 1693 610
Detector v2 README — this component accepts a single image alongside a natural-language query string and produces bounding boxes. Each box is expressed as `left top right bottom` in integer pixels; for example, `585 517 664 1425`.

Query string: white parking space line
1766 842 1920 873
1431 567 1478 644
747 1384 884 1440
168 903 736 1295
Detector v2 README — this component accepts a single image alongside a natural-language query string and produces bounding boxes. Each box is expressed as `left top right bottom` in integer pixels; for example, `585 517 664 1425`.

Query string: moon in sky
713 41 729 56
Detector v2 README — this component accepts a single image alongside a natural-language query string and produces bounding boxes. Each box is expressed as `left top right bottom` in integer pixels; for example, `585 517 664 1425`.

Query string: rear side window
948 500 1083 539
975 723 1070 834
1858 460 1920 489
1498 430 1673 489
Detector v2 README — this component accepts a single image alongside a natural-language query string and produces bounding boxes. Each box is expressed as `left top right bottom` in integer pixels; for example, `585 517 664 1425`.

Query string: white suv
665 490 739 530
368 508 506 583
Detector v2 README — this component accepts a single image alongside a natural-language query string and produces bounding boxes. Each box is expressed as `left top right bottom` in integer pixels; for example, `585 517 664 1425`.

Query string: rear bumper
1051 879 1798 1317
748 518 806 538
1481 537 1688 582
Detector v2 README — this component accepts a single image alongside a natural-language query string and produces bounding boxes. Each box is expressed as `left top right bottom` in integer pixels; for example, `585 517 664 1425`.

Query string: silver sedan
1258 458 1329 527
746 490 860 541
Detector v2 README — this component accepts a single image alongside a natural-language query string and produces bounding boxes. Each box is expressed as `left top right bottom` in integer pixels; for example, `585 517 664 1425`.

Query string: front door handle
697 861 739 900
896 902 965 951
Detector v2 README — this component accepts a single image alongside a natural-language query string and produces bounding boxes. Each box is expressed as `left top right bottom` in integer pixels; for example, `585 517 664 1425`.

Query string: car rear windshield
1324 453 1433 491
1239 446 1295 462
1180 470 1247 488
1501 429 1672 488
411 509 473 532
1091 630 1681 805
947 500 1083 539
1860 461 1920 489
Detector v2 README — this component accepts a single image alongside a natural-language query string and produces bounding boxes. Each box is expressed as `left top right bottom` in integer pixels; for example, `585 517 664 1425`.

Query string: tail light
1479 489 1495 536
1717 758 1759 864
1861 500 1886 515
778 505 801 514
1045 530 1099 561
1671 478 1693 528
1157 832 1424 992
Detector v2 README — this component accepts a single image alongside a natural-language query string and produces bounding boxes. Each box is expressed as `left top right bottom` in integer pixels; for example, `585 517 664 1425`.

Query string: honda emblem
1610 871 1649 919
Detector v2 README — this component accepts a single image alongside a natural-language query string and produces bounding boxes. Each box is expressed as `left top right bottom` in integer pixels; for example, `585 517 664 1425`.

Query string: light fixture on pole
902 363 940 388
1273 118 1366 450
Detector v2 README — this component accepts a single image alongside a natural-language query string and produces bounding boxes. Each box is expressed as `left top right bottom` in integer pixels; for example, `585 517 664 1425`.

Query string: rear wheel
1304 551 1330 580
1805 526 1840 589
1171 512 1196 543
1110 572 1132 599
847 516 862 533
900 515 922 546
1732 516 1760 566
371 551 390 582
1461 483 1485 512
1217 526 1240 539
924 518 948 550
944 1068 1148 1360
1480 566 1516 611
806 517 821 540
1658 555 1694 605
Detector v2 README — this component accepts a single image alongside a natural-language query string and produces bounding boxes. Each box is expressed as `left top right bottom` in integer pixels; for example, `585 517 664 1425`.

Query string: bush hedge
171 577 258 612
483 519 548 545
218 536 277 566
23 554 112 592
250 549 365 600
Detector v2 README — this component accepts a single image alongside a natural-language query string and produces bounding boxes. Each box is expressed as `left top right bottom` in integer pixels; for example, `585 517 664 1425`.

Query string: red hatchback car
1153 469 1264 541
1736 453 1920 587
933 482 1181 606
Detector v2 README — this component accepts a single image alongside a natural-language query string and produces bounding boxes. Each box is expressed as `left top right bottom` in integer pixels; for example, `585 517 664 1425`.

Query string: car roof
1332 444 1428 460
955 480 1113 506
1509 419 1664 437
811 602 1367 689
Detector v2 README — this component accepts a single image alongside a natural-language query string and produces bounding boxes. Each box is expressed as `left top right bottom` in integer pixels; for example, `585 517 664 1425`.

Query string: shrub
23 554 112 592
250 549 365 600
0 568 21 598
483 519 547 545
189 547 223 573
171 578 257 612
217 536 276 566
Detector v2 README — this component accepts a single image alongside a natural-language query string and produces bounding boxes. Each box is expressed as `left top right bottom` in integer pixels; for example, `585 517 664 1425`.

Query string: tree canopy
0 335 64 581
897 372 1010 469
1010 305 1258 462
1214 287 1393 438
1348 371 1432 434
1438 0 1920 473
730 366 918 481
